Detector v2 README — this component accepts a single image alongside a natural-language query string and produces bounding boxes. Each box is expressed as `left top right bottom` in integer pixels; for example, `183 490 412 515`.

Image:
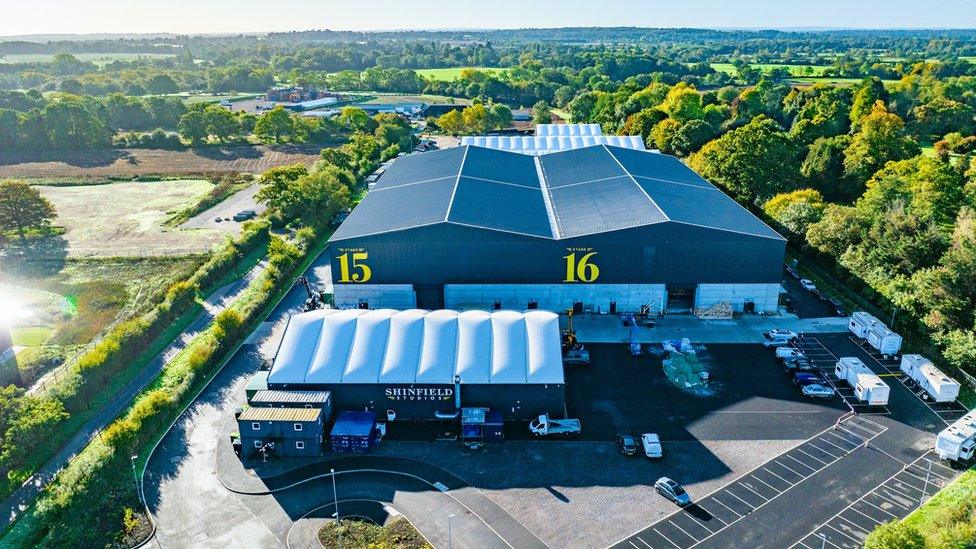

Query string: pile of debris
662 338 710 389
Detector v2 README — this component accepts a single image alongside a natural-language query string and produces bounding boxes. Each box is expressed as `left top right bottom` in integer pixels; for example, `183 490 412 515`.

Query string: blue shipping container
330 411 377 454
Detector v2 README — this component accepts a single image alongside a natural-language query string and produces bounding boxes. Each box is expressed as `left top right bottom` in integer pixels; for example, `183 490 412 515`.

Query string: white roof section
268 309 564 385
536 123 603 136
459 134 646 156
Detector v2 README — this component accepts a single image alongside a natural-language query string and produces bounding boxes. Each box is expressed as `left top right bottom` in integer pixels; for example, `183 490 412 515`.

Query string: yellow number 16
564 252 599 283
337 252 372 283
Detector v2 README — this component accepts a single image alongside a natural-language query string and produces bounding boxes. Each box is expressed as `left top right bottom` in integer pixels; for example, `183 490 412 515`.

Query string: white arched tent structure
267 309 565 420
460 123 647 155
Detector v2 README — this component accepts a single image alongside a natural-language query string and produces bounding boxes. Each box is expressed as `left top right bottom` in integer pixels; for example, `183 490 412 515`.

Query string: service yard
38 180 227 256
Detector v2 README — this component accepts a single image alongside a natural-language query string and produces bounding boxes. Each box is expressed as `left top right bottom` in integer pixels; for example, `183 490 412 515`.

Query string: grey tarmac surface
181 183 267 233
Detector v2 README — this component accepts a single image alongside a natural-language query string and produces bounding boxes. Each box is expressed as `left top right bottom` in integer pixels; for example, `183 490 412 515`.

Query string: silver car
654 477 691 507
802 384 835 399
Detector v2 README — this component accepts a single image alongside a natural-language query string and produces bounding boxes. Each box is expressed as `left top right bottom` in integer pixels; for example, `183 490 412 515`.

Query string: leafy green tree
910 98 976 139
124 83 147 96
763 189 826 234
863 520 925 549
487 103 513 130
41 99 110 149
202 105 241 143
650 118 681 154
689 116 801 203
553 86 576 108
338 107 376 133
177 109 208 145
253 106 296 143
805 204 863 256
672 118 721 156
623 108 666 144
843 101 919 184
858 156 965 226
567 91 600 123
657 82 704 124
532 100 553 124
436 109 465 135
0 180 57 242
0 109 18 149
146 74 179 95
462 103 489 133
801 135 858 202
850 77 890 127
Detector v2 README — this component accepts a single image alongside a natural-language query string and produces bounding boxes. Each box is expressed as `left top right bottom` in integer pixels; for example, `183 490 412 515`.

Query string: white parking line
808 442 841 459
652 528 681 549
825 431 860 448
872 491 911 510
668 520 700 543
826 524 861 543
723 489 757 509
709 496 743 518
796 447 829 466
861 498 899 517
692 503 728 525
774 460 805 478
633 535 653 548
834 425 868 442
881 483 918 502
738 482 768 501
761 467 794 487
908 465 951 482
750 475 781 493
849 505 883 526
818 436 848 453
785 454 818 472
835 515 871 537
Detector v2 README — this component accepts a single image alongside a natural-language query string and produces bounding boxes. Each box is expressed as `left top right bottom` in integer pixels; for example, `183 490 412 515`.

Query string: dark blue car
793 372 823 387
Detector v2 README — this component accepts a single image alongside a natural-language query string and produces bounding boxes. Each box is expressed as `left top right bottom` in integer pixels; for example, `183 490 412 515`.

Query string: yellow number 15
564 252 599 283
337 252 372 283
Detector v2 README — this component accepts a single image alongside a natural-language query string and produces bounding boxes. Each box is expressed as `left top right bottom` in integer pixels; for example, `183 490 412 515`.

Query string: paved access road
0 260 266 530
181 183 267 233
142 250 542 549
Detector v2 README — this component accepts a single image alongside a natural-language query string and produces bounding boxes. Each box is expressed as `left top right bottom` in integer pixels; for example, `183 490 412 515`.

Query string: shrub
864 520 925 549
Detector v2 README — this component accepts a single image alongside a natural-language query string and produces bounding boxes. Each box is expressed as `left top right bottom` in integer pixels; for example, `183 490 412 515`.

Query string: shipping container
899 355 961 403
329 411 378 454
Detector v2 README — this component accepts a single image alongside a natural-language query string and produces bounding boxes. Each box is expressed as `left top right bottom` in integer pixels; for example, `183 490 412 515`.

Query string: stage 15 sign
337 251 372 283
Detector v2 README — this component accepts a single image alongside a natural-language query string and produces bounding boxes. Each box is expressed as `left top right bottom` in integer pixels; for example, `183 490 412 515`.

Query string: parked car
768 329 799 340
812 288 829 302
802 384 836 399
654 477 691 507
784 358 817 373
214 217 222 223
617 434 638 456
785 264 800 279
232 209 257 222
793 372 824 387
642 433 663 458
828 298 846 316
762 329 798 347
776 348 805 360
800 279 817 292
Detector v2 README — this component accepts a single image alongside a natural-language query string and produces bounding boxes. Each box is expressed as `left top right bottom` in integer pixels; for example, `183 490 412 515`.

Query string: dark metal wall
330 222 785 286
267 381 566 421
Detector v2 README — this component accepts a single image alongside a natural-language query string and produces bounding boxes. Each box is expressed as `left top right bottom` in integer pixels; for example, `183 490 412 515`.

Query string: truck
899 354 961 403
835 357 890 406
848 311 884 338
936 409 976 463
529 414 581 438
866 323 902 358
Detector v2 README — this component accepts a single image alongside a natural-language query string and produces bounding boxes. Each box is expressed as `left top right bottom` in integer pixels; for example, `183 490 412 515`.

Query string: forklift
562 309 590 366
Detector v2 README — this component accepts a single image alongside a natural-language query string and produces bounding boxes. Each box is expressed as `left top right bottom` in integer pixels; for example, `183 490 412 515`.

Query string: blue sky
2 0 976 36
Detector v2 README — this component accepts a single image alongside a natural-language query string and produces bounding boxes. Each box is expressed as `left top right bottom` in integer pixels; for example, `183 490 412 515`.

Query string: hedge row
1 226 322 547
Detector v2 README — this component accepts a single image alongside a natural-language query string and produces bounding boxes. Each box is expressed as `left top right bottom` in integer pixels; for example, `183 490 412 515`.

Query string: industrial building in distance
329 128 786 315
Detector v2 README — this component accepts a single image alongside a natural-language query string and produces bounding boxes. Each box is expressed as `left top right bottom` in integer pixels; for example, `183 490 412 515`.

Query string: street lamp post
448 513 455 549
818 532 827 549
331 468 341 549
129 455 139 502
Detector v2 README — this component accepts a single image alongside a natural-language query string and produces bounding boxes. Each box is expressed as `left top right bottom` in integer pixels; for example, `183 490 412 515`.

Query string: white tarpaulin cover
268 309 564 385
459 123 646 155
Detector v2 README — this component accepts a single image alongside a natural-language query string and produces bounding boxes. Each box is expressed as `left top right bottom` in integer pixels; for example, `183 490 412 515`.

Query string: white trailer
936 409 976 462
848 311 882 338
835 357 890 406
866 323 902 357
899 354 961 403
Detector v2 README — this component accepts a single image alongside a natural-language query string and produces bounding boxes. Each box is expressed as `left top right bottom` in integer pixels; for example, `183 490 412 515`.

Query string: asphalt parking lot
782 270 838 319
565 343 846 442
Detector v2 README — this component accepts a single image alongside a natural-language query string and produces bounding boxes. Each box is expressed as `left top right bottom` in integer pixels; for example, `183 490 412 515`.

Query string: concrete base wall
694 283 782 313
444 284 667 314
333 284 416 309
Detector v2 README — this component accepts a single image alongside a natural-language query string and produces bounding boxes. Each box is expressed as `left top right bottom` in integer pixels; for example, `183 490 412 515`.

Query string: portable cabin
899 355 961 403
329 411 378 454
866 324 902 357
835 357 889 405
936 409 976 462
848 311 881 338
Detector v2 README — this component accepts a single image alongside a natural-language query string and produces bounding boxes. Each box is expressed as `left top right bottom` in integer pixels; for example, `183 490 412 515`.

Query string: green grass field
37 179 226 257
9 326 52 346
709 63 832 76
415 66 507 81
0 52 176 66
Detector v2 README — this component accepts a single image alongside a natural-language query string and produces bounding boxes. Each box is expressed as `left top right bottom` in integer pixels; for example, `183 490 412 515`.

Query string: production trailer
866 324 902 358
848 311 883 338
936 409 976 462
835 357 890 406
899 355 961 403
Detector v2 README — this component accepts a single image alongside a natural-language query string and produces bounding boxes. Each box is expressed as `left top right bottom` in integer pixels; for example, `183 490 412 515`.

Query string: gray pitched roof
330 145 784 242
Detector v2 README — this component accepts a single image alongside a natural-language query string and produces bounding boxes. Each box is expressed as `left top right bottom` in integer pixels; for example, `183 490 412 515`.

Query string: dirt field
38 180 226 257
0 145 322 179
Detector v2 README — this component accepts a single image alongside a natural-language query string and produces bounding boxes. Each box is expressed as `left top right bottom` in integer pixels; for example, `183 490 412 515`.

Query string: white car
762 329 798 347
775 348 805 359
800 279 817 291
767 329 798 340
642 433 663 458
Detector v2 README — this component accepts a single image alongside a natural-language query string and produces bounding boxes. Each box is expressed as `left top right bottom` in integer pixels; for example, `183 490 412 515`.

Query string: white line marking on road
668 519 700 543
835 515 871 537
723 489 756 509
862 498 899 517
653 528 681 549
849 506 883 526
692 504 727 525
826 524 861 543
709 497 742 518
761 467 794 487
738 482 767 501
785 454 818 472
750 475 780 494
797 447 829 466
808 442 841 459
